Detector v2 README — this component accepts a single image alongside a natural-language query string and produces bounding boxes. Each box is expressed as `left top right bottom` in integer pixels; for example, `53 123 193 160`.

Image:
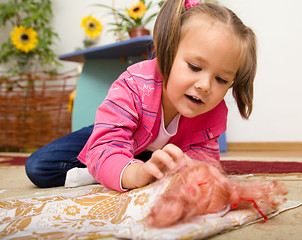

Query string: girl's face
162 17 241 126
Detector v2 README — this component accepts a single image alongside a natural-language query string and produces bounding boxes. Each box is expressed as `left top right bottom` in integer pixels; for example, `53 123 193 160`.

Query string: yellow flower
81 16 103 39
126 1 147 20
10 26 38 53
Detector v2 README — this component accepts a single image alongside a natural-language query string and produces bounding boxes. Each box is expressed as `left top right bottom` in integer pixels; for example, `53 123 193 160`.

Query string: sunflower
126 1 147 20
10 26 38 53
81 16 103 39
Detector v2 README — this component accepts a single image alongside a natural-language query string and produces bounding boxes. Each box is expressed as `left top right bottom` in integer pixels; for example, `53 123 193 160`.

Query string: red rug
0 154 28 166
1 154 302 174
220 160 302 174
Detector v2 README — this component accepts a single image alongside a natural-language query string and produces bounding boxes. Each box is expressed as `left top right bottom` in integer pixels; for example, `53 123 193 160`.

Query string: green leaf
142 12 157 27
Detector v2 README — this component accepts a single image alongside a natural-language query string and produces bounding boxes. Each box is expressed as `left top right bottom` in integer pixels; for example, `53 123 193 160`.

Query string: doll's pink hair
147 161 288 228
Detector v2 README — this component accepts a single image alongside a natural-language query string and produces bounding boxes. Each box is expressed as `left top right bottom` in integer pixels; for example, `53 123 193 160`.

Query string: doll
147 160 288 228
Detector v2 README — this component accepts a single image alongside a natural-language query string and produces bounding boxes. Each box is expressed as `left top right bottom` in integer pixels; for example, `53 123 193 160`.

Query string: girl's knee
25 153 44 187
25 152 65 188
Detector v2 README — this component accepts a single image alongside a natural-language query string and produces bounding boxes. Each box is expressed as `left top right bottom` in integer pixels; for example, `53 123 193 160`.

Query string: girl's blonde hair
153 0 257 119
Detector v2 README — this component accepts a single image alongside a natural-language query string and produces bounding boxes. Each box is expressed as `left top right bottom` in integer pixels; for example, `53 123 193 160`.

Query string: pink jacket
78 58 228 191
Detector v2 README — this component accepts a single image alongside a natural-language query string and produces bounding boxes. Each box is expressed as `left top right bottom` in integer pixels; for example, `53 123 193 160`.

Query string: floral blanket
0 177 301 240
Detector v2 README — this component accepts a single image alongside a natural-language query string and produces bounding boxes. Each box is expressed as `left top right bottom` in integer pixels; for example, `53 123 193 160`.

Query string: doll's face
162 16 241 125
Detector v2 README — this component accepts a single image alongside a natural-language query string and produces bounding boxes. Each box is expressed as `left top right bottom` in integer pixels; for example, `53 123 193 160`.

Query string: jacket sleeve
82 73 145 192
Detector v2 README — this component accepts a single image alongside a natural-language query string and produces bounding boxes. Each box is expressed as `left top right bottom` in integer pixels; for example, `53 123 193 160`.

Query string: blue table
59 36 153 131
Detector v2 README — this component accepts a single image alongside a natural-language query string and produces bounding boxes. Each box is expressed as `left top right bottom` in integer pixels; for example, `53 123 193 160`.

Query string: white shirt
146 106 181 152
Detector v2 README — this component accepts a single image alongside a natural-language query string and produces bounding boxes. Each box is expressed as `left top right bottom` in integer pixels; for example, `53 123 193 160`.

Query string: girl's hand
121 144 185 189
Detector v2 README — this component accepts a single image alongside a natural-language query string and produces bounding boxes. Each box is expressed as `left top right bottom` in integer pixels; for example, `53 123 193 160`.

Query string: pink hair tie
185 0 200 10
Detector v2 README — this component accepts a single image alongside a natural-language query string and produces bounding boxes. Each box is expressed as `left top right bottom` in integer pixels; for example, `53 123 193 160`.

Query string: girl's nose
194 75 211 93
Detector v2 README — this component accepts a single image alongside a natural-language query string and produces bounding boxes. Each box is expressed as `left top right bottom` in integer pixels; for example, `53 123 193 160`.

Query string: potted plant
0 0 77 151
95 0 161 41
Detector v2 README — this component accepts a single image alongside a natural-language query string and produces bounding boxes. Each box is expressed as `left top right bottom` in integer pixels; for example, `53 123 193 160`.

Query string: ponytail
153 0 185 84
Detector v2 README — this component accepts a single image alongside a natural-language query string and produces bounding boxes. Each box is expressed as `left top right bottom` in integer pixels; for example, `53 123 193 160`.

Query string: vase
128 27 150 38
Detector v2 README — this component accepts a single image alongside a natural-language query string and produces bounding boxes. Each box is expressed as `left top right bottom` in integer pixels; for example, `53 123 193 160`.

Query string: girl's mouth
185 94 204 104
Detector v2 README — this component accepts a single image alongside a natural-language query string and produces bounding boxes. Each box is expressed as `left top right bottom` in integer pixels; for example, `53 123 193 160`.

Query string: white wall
3 0 301 142
219 0 302 142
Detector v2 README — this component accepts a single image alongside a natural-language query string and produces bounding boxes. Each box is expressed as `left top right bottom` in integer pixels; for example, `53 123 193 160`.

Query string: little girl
25 0 257 192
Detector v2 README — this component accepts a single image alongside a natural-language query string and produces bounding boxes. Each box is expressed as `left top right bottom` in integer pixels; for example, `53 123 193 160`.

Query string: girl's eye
188 63 201 72
215 76 228 84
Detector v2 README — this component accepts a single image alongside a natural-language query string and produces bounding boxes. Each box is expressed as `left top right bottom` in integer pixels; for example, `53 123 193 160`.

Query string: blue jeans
25 124 153 188
25 125 93 188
